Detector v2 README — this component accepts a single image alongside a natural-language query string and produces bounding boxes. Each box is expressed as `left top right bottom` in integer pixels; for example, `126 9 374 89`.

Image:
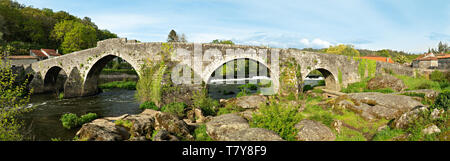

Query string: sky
15 0 450 54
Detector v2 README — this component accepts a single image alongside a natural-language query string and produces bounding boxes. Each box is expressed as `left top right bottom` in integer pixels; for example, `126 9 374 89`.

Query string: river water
19 89 141 141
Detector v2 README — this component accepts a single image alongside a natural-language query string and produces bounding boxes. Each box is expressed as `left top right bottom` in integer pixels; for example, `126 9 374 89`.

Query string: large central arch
82 54 140 96
43 66 67 93
204 57 279 95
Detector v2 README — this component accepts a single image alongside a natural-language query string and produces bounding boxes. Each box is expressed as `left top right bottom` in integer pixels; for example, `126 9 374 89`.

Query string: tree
0 53 33 140
180 33 187 43
167 29 179 42
52 20 97 54
377 49 391 58
325 44 360 57
97 29 117 41
394 55 407 64
211 39 234 45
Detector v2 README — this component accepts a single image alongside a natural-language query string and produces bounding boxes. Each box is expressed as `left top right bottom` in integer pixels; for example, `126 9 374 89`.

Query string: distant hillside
0 0 117 55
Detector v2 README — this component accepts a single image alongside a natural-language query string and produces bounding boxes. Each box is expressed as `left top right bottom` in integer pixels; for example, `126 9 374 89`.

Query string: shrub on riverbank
194 124 213 141
250 102 303 141
192 89 219 116
140 101 159 110
161 102 187 118
99 81 136 90
60 113 98 129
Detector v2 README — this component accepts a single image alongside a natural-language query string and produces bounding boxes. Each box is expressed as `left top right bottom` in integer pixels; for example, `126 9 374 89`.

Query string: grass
217 103 246 115
161 102 187 118
60 113 98 129
194 124 213 141
98 81 137 90
394 74 443 92
115 119 133 129
139 101 159 110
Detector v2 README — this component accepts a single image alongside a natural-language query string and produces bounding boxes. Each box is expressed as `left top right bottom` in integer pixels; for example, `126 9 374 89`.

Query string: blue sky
16 0 450 53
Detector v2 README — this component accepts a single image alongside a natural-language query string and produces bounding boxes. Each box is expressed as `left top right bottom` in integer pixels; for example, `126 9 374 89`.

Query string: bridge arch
204 56 279 96
82 54 140 96
302 67 339 91
43 66 67 93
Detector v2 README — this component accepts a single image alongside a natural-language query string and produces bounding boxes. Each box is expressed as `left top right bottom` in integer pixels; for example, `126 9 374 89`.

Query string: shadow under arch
303 68 339 91
82 54 139 96
205 58 275 99
43 66 67 93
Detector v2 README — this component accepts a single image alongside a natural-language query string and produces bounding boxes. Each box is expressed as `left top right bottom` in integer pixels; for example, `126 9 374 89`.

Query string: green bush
194 124 213 141
250 103 303 141
60 113 79 129
363 88 395 94
431 91 449 111
303 85 313 92
317 80 326 86
161 102 187 118
309 112 334 127
99 81 136 90
372 127 405 141
60 113 99 129
78 113 98 125
192 89 219 116
430 70 446 82
217 104 245 115
140 101 159 110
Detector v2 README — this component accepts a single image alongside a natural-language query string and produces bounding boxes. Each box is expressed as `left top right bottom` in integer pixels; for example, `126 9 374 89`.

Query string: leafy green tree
52 20 97 54
377 49 391 58
167 29 179 42
394 55 407 64
211 39 234 45
325 44 360 57
0 55 33 140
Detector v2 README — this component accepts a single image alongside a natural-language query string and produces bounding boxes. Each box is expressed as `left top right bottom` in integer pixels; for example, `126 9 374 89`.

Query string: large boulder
366 75 407 92
75 119 130 141
395 89 440 100
294 119 336 141
334 93 424 120
76 109 193 141
225 95 267 109
220 128 284 141
391 106 428 129
205 114 250 140
205 114 283 141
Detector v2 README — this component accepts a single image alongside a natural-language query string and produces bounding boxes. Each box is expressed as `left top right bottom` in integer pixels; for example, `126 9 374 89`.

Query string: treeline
0 0 117 55
302 44 420 64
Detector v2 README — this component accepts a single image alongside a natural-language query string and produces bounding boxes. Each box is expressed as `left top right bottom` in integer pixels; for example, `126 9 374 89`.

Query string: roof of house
415 53 450 61
7 55 39 59
360 56 394 63
30 50 48 58
41 49 61 56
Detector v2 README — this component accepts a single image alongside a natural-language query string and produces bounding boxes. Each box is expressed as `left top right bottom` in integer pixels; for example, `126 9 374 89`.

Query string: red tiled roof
42 49 61 56
360 56 394 63
436 54 450 59
31 50 47 58
8 55 38 59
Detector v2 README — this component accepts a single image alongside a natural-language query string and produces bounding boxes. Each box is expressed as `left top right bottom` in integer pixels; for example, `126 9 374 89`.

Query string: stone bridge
27 38 417 98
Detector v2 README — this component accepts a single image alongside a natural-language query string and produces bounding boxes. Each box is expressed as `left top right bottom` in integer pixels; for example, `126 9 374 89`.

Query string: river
19 89 141 141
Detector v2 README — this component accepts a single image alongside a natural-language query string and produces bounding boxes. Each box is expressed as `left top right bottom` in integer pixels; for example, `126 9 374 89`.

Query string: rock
431 108 445 120
121 113 155 138
377 125 388 132
295 119 336 141
332 120 343 134
205 114 283 141
422 124 441 135
392 106 428 129
76 119 130 141
154 112 194 140
205 114 250 141
128 136 148 141
238 110 254 121
221 128 284 141
228 95 267 109
396 89 440 100
366 75 407 92
341 93 424 120
152 129 179 141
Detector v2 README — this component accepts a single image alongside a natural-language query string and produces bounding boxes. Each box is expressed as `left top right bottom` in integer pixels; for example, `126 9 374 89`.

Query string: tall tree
325 44 360 57
167 29 179 42
52 20 97 54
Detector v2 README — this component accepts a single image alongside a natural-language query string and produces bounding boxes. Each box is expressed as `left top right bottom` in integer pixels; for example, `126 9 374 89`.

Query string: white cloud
299 38 332 48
